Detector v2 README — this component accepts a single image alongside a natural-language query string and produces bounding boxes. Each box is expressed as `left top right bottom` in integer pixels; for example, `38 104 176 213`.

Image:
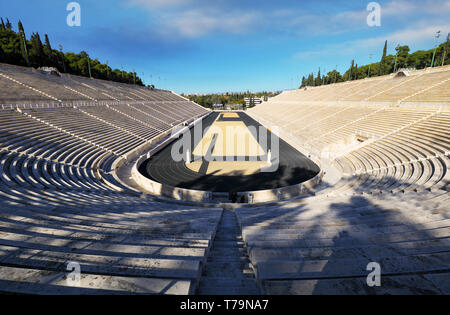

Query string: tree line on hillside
300 38 450 88
0 17 145 86
185 91 280 109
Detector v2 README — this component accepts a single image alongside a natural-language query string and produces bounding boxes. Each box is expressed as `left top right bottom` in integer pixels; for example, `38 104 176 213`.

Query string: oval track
140 112 320 192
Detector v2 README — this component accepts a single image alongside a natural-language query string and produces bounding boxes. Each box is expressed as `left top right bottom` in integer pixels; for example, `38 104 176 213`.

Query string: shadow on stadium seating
308 194 447 294
0 187 222 294
236 174 449 294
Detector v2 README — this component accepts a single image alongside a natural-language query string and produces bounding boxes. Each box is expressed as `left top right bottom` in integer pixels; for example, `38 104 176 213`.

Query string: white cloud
279 0 450 37
358 23 450 48
126 0 260 37
294 22 450 61
381 0 418 16
126 0 450 39
168 9 260 37
382 0 450 16
127 0 194 9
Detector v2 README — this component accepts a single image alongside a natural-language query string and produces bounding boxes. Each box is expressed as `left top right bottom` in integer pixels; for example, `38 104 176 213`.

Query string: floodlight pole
58 45 66 73
87 53 92 78
431 30 441 68
431 47 438 68
394 45 400 73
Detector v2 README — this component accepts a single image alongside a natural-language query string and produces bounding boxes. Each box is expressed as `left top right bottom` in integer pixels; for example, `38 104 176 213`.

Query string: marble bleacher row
0 188 222 294
244 66 450 294
251 104 449 192
236 192 450 294
272 65 450 103
0 63 220 294
331 110 450 194
0 62 183 104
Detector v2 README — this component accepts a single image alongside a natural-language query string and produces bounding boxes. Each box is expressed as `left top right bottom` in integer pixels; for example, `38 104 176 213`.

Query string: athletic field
141 112 320 192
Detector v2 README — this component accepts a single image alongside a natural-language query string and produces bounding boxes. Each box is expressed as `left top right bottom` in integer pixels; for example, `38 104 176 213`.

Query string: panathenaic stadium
0 62 449 295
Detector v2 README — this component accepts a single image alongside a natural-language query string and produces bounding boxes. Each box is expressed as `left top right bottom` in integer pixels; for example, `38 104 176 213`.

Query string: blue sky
1 0 449 93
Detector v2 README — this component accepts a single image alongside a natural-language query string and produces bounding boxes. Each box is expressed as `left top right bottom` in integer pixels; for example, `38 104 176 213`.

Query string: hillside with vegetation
0 17 145 86
184 91 280 109
301 38 450 88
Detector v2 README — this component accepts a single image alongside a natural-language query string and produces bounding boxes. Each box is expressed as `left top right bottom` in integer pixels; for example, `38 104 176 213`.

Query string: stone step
0 244 202 280
249 238 450 262
203 261 252 271
212 240 245 247
0 225 211 248
264 272 450 295
197 277 261 295
197 209 258 294
255 251 450 281
0 266 193 295
243 227 450 248
0 232 208 261
207 251 248 259
0 220 216 242
242 225 450 242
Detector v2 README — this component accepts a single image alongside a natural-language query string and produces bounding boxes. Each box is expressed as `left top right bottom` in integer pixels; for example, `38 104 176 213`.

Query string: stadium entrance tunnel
137 112 321 203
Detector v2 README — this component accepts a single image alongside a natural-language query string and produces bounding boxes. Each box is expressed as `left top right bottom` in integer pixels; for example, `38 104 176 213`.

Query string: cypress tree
307 73 314 86
44 34 52 51
43 34 53 65
6 18 12 30
18 21 30 66
380 40 387 75
1 18 5 30
349 60 355 81
301 76 306 88
29 32 45 67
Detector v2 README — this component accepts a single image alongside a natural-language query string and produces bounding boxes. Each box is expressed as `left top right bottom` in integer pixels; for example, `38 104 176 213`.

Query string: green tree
29 32 45 67
379 40 387 75
396 45 410 69
314 68 322 86
78 51 91 77
300 75 315 88
328 70 343 83
5 18 12 30
17 20 29 66
300 76 306 88
43 34 56 66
